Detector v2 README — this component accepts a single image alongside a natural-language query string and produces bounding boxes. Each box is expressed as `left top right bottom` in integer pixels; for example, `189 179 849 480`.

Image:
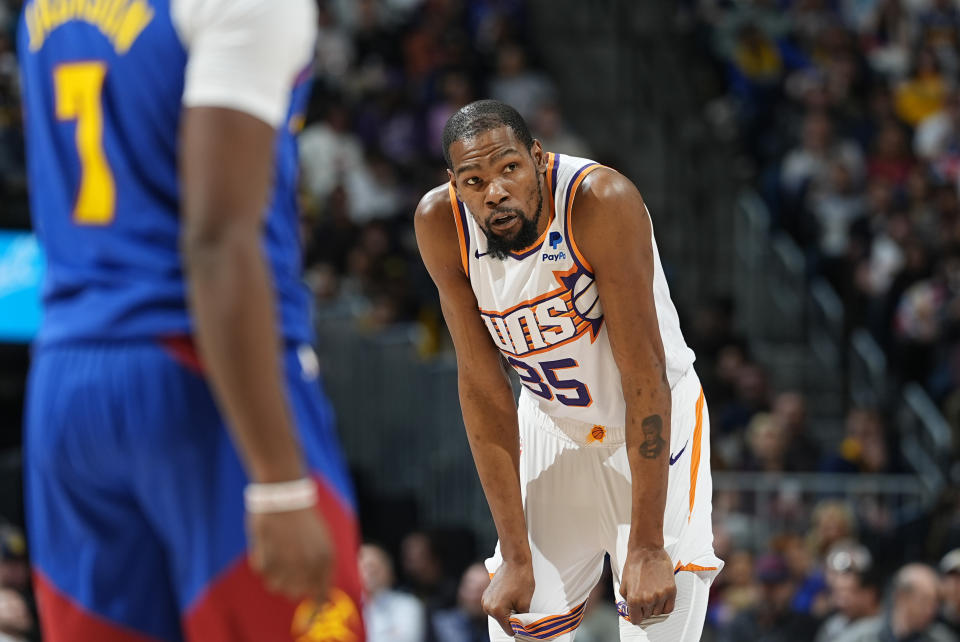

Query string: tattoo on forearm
638 415 666 459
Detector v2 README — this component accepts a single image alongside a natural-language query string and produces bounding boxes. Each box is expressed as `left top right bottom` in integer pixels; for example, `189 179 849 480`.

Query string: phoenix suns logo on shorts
291 588 361 642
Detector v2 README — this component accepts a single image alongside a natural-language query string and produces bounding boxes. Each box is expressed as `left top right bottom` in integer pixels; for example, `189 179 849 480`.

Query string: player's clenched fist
483 560 535 637
247 507 335 603
619 546 677 625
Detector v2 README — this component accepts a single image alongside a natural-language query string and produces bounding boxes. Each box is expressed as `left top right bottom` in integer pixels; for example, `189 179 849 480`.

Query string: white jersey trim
172 0 317 128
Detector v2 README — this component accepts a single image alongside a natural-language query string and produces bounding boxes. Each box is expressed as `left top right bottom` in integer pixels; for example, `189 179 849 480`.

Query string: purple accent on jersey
551 153 560 191
563 162 601 278
456 197 471 277
508 242 545 261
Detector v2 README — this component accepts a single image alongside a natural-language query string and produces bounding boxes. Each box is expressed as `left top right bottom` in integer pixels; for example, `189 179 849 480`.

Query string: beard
480 176 544 260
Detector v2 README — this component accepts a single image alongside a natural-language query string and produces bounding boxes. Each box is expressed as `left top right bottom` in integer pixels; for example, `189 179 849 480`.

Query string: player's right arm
415 185 533 636
177 0 332 602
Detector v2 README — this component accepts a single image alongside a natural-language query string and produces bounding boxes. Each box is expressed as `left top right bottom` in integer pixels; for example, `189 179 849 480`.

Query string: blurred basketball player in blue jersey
17 1 364 640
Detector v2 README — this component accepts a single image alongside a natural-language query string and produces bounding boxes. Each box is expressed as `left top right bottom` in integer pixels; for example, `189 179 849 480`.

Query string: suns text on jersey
479 266 602 358
25 0 155 54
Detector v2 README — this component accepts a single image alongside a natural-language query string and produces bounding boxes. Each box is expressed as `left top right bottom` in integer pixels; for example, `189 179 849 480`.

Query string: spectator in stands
807 501 858 563
940 549 960 636
781 109 864 202
400 531 457 611
708 547 760 631
531 100 593 159
429 562 490 642
816 543 883 641
426 71 474 162
916 0 960 75
867 120 915 187
359 543 426 642
821 407 894 474
834 563 958 642
809 160 866 287
893 48 949 128
488 43 556 122
0 523 33 642
313 0 355 88
744 412 790 472
298 100 364 209
915 91 960 164
771 390 822 471
576 562 619 642
861 0 913 78
0 588 32 642
780 533 829 617
0 525 27 594
717 361 770 437
718 552 821 642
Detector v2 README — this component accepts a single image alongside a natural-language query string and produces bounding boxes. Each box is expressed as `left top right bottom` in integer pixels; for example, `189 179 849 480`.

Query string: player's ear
531 140 546 173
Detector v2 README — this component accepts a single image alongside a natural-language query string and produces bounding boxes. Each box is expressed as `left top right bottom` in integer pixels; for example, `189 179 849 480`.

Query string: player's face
448 126 547 260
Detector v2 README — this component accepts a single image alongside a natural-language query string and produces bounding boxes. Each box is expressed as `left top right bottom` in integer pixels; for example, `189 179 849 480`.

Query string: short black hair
441 99 534 169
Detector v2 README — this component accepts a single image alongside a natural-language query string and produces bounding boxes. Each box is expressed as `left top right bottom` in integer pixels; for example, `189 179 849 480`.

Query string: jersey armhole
448 184 471 278
563 163 604 276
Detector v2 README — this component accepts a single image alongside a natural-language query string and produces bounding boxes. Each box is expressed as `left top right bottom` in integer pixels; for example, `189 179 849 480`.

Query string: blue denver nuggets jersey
18 0 313 346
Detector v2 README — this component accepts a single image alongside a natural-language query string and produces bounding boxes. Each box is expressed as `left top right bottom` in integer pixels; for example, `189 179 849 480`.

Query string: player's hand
247 506 335 603
619 545 676 625
483 559 535 637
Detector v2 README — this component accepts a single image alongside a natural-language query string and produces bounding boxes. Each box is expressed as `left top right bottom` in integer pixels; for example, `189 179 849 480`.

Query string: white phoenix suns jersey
449 153 696 428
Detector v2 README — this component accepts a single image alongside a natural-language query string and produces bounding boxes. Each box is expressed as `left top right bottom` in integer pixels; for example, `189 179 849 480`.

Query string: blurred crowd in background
0 0 960 640
691 0 960 639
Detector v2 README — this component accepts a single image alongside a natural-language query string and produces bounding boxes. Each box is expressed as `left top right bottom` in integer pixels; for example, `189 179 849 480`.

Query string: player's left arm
572 167 677 624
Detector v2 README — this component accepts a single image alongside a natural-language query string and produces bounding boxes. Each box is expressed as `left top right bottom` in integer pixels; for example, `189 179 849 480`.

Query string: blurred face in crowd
727 550 756 588
773 391 807 435
892 565 941 636
359 544 395 597
803 111 832 152
812 502 856 553
448 126 548 260
845 408 888 472
942 571 960 615
458 563 491 617
831 572 878 620
748 413 788 471
401 532 443 586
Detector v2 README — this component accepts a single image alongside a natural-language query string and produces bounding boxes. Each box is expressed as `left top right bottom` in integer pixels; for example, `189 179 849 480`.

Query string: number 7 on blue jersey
54 61 116 225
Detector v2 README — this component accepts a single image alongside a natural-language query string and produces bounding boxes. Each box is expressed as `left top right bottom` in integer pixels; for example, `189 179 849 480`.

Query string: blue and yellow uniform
18 1 363 640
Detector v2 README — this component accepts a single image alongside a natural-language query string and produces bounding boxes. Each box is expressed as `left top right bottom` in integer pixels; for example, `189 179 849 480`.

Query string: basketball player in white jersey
415 100 723 641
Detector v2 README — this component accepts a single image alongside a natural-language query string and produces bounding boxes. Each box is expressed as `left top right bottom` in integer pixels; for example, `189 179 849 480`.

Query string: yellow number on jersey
54 62 115 225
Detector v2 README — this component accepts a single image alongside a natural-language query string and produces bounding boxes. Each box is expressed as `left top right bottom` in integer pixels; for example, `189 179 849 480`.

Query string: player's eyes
465 176 481 186
505 163 518 172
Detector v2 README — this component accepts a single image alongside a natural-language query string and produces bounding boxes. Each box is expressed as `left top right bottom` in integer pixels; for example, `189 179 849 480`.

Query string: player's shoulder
570 165 651 263
414 183 456 229
414 183 468 279
173 0 316 44
576 165 644 212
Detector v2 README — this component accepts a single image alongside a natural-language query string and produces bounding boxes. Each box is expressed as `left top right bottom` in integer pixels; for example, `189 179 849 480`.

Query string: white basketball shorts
485 366 724 641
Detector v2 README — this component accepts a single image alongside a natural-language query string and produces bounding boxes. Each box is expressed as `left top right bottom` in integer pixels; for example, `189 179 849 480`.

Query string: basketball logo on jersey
587 425 606 443
291 589 361 642
479 265 603 357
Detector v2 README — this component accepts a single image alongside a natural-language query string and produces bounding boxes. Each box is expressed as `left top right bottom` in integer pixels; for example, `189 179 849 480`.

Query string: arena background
1 0 960 640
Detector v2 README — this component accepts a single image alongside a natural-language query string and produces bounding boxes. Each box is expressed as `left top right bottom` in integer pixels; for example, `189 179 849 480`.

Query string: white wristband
244 478 318 514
